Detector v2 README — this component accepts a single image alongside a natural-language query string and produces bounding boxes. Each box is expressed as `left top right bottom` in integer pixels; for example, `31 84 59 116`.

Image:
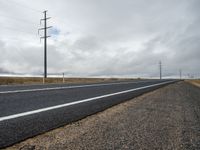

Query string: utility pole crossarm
40 17 51 21
40 17 51 25
40 36 51 39
38 26 52 31
38 26 52 35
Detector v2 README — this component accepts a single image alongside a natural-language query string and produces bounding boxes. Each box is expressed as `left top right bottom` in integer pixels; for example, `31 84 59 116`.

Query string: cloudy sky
0 0 199 78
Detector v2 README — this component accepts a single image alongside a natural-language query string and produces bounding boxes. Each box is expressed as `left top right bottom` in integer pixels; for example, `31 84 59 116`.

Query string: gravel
6 82 200 150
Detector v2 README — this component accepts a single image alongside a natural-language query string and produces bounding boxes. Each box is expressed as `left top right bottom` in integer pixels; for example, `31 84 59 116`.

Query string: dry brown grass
186 79 200 88
0 77 136 85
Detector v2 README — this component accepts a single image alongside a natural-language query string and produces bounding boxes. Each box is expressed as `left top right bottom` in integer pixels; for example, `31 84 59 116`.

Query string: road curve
0 79 176 148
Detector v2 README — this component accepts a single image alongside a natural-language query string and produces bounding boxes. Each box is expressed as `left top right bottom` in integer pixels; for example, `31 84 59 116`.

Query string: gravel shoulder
6 81 200 150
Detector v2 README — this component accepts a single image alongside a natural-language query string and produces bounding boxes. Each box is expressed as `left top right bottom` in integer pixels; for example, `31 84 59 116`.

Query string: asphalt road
0 79 176 148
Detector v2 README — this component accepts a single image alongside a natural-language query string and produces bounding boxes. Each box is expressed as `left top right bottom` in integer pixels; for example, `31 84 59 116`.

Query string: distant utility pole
159 61 162 79
38 10 52 78
188 73 190 79
179 69 182 79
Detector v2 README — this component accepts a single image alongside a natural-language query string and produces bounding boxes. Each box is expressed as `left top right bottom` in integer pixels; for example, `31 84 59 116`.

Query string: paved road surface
9 82 199 150
0 79 176 148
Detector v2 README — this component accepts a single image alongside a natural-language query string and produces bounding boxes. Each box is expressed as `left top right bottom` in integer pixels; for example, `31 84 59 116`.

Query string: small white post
43 77 45 84
62 73 65 83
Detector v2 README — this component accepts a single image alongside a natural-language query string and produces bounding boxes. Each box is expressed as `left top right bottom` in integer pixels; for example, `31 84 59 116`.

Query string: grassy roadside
186 79 200 88
0 77 136 85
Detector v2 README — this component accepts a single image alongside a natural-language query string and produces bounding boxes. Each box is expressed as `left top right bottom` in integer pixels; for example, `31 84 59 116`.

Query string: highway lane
0 79 176 148
0 79 164 117
0 79 148 93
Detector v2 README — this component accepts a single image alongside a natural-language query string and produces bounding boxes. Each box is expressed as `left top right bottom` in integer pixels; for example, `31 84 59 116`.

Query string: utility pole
188 73 190 79
179 69 182 80
38 10 52 78
159 61 162 79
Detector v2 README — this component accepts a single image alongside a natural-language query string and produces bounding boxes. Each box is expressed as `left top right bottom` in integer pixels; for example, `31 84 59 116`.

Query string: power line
0 21 38 35
1 26 37 35
0 1 41 39
2 0 82 33
1 36 39 42
0 13 38 25
1 0 41 14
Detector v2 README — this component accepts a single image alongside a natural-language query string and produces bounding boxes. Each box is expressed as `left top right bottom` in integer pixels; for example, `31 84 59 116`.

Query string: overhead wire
0 13 39 25
0 0 84 43
1 0 42 14
1 0 83 36
0 1 42 42
1 26 37 35
0 14 39 36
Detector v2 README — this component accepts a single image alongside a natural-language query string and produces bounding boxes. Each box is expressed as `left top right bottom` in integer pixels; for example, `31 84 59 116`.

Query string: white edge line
0 80 150 94
0 80 174 122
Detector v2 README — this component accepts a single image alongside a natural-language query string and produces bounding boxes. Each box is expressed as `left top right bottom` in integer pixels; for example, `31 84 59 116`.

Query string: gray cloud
0 67 12 74
0 0 199 78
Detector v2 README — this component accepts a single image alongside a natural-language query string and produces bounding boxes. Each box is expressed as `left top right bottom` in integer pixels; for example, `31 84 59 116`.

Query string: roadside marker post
62 73 65 83
43 77 45 84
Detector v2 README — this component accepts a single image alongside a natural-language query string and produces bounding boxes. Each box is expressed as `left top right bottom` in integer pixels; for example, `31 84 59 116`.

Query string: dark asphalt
0 79 176 148
0 79 148 93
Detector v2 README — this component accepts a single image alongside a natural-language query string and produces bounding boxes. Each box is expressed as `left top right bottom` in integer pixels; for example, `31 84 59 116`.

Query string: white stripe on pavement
0 80 174 122
0 80 151 94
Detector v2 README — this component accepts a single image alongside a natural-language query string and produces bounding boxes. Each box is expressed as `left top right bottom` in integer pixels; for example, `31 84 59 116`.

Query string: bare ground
5 82 200 150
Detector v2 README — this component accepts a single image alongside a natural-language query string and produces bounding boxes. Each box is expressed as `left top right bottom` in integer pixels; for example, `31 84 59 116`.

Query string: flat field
187 79 200 87
0 77 135 85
